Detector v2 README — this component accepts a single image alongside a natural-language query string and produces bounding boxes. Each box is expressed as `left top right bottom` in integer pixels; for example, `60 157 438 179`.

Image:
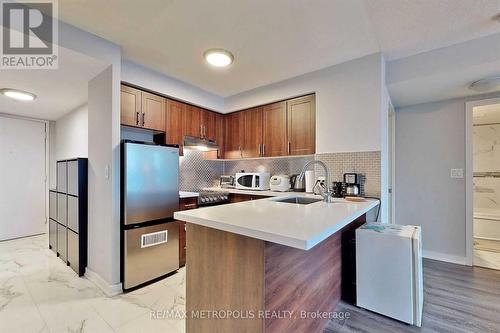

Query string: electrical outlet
450 168 463 179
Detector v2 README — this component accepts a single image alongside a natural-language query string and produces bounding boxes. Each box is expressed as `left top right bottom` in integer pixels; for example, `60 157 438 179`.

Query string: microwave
235 172 271 191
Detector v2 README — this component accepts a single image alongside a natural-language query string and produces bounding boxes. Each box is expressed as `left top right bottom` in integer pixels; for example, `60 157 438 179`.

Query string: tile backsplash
179 149 381 197
315 151 381 197
179 150 223 191
223 156 314 177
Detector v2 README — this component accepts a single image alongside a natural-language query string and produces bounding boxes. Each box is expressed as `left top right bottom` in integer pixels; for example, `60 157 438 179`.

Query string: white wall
121 60 224 112
57 21 122 294
395 92 500 263
225 53 386 154
87 67 122 294
54 104 88 160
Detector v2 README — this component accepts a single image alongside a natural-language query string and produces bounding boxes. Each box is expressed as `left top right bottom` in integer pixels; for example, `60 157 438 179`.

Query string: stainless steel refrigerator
121 140 180 290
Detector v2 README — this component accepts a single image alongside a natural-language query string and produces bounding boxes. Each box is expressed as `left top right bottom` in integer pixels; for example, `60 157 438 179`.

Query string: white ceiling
474 103 500 125
0 47 107 120
58 0 500 98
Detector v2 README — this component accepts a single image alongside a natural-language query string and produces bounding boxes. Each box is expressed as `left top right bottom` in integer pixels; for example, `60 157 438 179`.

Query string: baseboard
423 250 467 265
85 267 122 296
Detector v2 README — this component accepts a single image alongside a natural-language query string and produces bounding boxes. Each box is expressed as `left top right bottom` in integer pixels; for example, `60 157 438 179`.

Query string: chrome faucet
298 160 332 202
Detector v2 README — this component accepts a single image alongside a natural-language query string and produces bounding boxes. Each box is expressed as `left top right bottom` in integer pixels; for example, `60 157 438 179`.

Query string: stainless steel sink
273 196 323 205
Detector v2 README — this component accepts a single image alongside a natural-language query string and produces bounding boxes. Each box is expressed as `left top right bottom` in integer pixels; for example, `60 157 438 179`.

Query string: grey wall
395 93 500 262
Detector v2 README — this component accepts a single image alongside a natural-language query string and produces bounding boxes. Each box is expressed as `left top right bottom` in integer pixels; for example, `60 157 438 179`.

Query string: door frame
0 113 50 233
465 97 500 266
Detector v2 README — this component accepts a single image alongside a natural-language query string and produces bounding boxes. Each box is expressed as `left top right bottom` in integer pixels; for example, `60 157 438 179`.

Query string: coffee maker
343 173 361 196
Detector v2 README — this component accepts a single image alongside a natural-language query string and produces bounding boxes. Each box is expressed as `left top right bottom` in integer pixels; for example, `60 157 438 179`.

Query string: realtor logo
1 0 58 69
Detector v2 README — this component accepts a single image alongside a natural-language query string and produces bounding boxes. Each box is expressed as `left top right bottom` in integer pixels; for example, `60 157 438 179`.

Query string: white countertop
179 191 199 198
174 194 379 251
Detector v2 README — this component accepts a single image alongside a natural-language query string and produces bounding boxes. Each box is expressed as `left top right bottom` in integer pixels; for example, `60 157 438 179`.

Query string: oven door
236 174 255 189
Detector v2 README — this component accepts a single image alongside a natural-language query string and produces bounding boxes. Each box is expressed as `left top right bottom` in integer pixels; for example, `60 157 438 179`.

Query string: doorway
0 115 48 241
466 97 500 269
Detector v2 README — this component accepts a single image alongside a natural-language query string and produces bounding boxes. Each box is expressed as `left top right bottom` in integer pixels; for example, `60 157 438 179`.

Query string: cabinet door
67 196 79 232
141 92 165 131
262 101 287 157
57 193 67 226
183 105 202 137
49 219 57 253
287 95 316 155
57 223 67 262
178 197 197 267
203 112 225 159
224 112 244 159
120 85 142 127
49 191 57 220
166 99 185 148
67 229 79 274
242 107 263 158
67 160 79 196
201 110 216 141
57 161 67 193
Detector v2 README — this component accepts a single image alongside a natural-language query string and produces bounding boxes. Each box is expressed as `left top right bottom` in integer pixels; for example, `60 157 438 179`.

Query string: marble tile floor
0 234 186 333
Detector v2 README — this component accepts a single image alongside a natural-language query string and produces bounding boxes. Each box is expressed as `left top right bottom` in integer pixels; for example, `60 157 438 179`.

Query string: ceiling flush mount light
469 77 500 92
203 48 234 67
0 88 37 101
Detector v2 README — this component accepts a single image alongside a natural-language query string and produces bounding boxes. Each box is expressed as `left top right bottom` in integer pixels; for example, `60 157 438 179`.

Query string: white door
0 116 46 241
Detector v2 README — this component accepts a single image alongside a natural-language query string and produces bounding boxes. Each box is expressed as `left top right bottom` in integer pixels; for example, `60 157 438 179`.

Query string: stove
198 191 230 206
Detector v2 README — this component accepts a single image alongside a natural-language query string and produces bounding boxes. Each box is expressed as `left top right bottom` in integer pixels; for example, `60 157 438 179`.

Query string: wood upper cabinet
262 101 287 157
120 85 142 127
120 84 165 131
183 105 202 137
287 95 315 155
201 110 216 141
242 107 263 158
224 112 244 159
166 98 184 147
141 92 165 131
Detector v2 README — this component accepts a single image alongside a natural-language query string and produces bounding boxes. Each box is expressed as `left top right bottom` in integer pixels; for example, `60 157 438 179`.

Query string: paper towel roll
305 170 315 193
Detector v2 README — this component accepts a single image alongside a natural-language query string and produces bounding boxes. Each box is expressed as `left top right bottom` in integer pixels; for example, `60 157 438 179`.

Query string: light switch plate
450 168 464 179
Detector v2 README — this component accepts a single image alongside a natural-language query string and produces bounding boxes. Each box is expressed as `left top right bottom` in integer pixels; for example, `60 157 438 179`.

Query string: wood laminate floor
325 259 500 333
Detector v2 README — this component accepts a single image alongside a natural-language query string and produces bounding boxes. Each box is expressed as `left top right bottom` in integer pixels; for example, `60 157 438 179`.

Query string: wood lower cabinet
287 95 315 155
262 101 287 157
224 112 244 159
177 197 198 267
229 193 270 203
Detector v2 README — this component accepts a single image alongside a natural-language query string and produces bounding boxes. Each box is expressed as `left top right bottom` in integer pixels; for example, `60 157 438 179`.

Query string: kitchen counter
177 194 379 333
174 194 378 250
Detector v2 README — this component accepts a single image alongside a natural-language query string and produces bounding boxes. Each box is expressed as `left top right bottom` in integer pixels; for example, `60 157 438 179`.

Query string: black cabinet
50 159 88 276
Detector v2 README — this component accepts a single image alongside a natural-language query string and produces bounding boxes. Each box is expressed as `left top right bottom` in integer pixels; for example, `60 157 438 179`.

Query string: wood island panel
186 224 265 333
185 214 366 333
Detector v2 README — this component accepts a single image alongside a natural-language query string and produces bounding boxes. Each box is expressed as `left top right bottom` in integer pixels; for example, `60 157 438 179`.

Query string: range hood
183 135 219 152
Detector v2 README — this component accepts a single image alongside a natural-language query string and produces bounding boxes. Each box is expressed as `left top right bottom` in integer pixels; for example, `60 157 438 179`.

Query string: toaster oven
235 172 270 191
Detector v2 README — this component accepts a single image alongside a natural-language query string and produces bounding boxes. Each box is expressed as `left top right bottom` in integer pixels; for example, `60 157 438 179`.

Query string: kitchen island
174 196 379 333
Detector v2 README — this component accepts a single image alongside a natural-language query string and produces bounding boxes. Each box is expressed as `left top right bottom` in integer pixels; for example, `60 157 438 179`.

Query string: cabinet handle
258 144 261 156
183 203 197 209
239 146 242 158
262 144 265 156
142 113 145 127
288 141 291 154
136 112 140 126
